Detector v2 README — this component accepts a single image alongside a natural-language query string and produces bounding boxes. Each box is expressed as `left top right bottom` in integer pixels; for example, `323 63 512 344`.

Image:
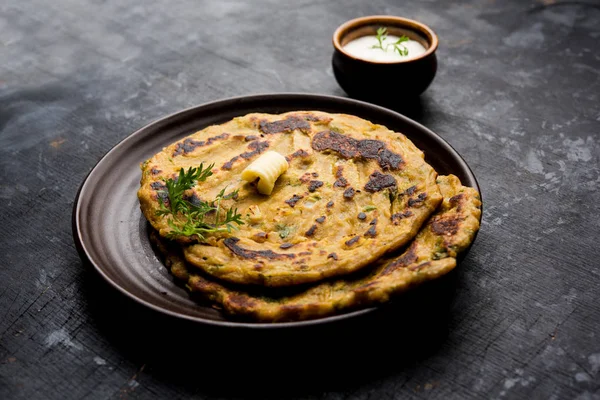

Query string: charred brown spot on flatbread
308 180 323 192
188 278 214 293
364 171 397 193
381 244 419 276
408 193 428 207
286 149 310 162
312 130 359 158
449 193 465 212
334 177 349 188
299 173 311 184
150 181 169 204
285 194 303 207
364 219 377 238
228 294 258 309
343 187 355 199
173 133 230 156
241 141 270 159
334 165 349 188
345 236 360 247
377 149 403 171
150 181 166 191
403 186 417 196
221 156 239 171
356 139 384 158
224 237 296 260
222 140 270 170
259 116 311 134
305 224 318 237
391 210 413 224
431 215 461 236
311 131 403 170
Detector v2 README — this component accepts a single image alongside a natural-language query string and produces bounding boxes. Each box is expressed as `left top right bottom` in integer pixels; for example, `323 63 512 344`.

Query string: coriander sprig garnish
371 27 410 56
155 164 243 240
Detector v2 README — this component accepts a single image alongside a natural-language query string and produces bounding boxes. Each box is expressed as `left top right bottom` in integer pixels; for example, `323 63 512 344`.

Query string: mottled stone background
0 0 599 399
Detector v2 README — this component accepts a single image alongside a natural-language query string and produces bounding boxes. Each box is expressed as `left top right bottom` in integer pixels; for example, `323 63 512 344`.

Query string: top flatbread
138 111 442 286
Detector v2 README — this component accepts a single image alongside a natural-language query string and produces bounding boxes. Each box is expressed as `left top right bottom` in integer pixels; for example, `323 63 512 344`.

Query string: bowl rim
333 15 439 65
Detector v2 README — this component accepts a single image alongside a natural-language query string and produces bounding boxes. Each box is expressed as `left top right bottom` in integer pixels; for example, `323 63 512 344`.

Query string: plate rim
72 92 482 329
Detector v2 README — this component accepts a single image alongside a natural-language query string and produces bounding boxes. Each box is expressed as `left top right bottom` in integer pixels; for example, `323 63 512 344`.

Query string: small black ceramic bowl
332 15 438 102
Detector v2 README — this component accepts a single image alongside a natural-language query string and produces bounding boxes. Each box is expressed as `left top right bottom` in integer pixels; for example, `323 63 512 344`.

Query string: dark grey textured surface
1 0 599 399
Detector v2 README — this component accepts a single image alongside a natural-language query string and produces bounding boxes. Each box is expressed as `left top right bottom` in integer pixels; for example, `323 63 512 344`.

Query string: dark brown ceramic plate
72 93 481 328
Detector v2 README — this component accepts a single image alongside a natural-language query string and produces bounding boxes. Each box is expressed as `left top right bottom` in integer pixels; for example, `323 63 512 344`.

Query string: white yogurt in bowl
343 30 427 62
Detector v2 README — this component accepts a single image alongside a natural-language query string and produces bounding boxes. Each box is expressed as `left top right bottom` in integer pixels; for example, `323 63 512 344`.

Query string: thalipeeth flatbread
150 175 481 322
138 111 442 286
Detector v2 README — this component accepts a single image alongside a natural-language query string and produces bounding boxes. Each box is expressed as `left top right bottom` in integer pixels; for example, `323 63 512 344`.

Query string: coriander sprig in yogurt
343 27 427 62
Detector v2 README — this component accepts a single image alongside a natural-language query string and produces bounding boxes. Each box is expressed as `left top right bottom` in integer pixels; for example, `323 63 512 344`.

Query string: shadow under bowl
332 15 439 102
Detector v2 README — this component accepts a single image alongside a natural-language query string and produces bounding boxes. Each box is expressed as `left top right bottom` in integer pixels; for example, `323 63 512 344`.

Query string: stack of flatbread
137 111 481 322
